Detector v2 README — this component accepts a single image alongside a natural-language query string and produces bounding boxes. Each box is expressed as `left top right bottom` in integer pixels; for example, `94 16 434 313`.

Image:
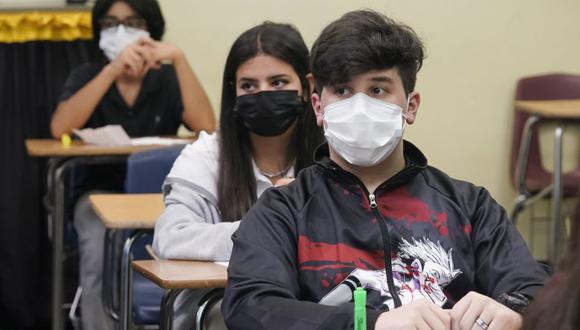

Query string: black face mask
233 90 303 137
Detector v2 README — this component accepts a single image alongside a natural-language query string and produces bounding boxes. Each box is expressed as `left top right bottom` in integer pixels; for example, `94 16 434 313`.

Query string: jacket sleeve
222 188 382 330
470 187 549 300
152 178 239 261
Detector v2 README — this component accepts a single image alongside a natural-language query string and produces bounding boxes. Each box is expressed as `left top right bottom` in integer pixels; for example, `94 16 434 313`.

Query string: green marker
354 287 366 330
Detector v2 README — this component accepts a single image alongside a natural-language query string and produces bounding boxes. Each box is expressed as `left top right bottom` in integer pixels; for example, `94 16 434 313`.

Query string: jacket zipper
368 192 402 309
323 162 414 309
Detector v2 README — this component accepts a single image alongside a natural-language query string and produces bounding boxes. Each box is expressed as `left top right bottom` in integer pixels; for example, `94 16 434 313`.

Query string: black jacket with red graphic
222 141 548 330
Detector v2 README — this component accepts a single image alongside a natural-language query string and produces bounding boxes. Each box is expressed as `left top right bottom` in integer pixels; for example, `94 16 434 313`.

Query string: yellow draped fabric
0 11 93 43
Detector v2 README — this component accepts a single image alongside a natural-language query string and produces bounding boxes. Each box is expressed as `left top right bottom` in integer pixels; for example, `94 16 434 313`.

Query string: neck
250 126 294 174
330 142 406 193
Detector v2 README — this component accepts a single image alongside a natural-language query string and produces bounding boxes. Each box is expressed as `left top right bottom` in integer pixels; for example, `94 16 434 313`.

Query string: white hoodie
153 131 293 261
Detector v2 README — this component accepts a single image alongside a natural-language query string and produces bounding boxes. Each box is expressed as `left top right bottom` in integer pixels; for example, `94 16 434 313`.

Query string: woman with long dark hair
522 200 580 330
52 1 215 329
153 22 323 327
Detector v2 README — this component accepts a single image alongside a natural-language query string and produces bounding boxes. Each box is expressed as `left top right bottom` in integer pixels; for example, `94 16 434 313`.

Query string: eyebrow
368 76 394 83
237 74 291 83
237 77 257 83
267 74 291 80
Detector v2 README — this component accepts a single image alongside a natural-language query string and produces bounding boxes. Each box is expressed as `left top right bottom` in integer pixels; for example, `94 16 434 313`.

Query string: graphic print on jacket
316 237 461 310
297 177 467 311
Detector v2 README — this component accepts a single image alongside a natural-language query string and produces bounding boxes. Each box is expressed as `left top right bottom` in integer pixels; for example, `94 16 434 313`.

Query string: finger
460 298 485 330
427 302 451 329
472 306 494 330
123 52 143 76
421 307 447 330
136 36 155 46
416 317 432 330
132 45 154 68
451 296 472 330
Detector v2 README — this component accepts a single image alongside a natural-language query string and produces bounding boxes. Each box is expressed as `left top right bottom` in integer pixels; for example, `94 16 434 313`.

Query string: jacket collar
314 140 428 190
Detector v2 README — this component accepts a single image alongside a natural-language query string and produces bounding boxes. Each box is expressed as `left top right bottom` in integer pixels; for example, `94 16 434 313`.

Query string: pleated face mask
99 25 150 61
234 90 303 137
323 92 408 167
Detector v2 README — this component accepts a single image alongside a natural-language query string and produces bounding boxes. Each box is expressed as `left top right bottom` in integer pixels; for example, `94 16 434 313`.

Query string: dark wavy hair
310 10 424 96
217 22 323 221
91 0 165 47
523 198 580 330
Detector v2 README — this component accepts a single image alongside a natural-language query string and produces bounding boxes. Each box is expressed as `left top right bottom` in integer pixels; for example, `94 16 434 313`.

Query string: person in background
222 10 548 330
51 1 215 329
153 22 323 328
523 199 580 330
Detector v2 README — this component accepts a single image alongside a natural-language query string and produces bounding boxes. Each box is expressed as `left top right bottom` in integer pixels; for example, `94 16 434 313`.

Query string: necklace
257 162 293 179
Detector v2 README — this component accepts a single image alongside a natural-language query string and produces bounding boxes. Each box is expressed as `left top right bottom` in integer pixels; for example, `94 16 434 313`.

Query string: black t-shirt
59 63 184 197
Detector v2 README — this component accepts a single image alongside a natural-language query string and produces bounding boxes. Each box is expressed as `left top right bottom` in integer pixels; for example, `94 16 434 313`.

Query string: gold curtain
0 11 92 43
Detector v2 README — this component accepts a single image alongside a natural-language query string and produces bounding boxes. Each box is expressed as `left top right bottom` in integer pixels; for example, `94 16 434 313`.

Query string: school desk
514 99 580 265
26 139 189 330
132 260 227 330
89 193 164 329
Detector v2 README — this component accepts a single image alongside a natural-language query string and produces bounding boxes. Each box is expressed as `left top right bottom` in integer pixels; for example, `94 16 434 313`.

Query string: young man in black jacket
222 10 548 330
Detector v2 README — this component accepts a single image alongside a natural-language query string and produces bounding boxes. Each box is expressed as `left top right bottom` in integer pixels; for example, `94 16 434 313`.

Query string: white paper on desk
73 125 131 146
130 137 190 146
214 261 229 268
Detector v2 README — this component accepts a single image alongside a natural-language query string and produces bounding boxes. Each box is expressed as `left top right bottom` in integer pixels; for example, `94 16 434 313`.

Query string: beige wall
159 0 580 210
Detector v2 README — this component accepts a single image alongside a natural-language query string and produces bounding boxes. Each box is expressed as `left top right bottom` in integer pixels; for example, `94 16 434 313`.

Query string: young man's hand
106 38 154 78
374 299 450 330
450 291 522 330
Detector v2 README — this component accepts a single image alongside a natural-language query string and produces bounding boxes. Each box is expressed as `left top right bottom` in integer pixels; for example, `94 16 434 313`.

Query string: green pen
354 287 366 330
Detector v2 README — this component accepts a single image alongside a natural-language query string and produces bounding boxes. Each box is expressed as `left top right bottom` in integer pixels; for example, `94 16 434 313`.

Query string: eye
370 87 385 96
334 86 351 97
125 17 146 29
239 82 256 92
99 17 119 29
272 79 288 89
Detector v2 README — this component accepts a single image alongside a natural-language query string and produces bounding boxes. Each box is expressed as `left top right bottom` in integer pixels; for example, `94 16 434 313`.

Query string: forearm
172 53 216 132
153 184 239 261
50 65 117 138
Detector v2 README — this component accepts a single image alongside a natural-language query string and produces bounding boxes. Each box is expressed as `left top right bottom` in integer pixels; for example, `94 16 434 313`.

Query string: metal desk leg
103 229 122 323
51 158 80 330
160 289 182 330
120 230 149 330
550 123 565 266
512 115 541 224
45 155 128 330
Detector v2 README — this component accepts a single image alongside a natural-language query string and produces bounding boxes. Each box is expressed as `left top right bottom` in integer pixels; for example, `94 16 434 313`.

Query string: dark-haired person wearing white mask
51 1 215 329
222 10 549 330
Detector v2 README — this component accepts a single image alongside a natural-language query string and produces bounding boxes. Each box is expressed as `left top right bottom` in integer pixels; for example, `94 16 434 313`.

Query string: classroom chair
510 73 580 224
102 145 184 329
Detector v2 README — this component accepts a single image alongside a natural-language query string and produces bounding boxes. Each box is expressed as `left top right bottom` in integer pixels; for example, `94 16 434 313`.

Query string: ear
311 92 324 127
405 91 421 125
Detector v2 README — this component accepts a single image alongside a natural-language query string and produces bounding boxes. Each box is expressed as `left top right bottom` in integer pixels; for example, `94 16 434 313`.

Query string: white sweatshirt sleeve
153 178 240 261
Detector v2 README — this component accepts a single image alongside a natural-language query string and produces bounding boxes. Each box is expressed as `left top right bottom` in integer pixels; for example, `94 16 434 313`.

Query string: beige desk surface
132 260 227 290
89 193 163 229
25 139 191 157
515 99 580 118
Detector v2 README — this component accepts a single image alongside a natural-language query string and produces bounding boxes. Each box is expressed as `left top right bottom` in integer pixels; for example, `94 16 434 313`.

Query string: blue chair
102 145 184 330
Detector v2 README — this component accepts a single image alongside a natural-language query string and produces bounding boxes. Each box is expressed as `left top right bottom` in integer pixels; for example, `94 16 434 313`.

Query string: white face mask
99 25 150 61
323 92 408 167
